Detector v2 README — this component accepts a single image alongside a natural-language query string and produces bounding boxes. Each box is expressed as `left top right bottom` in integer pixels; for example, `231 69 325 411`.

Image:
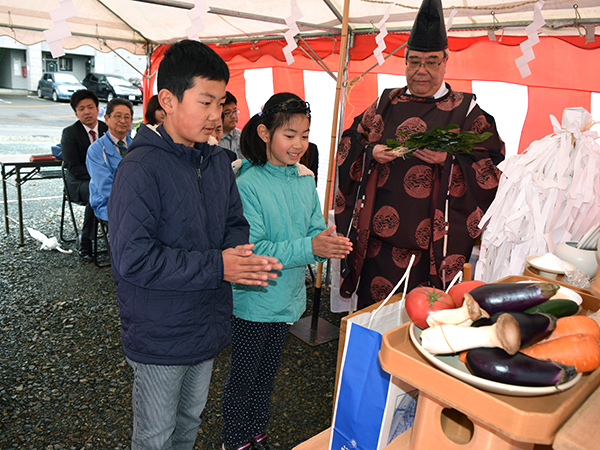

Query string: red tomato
405 287 454 329
447 280 487 308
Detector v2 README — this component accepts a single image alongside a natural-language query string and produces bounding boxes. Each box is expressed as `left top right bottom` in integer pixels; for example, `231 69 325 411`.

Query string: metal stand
290 263 339 346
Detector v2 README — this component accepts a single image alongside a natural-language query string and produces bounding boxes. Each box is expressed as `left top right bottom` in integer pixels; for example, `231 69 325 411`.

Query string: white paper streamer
515 0 545 78
283 0 303 65
373 5 391 66
446 8 457 31
186 0 210 41
43 0 76 58
27 227 72 254
476 107 600 282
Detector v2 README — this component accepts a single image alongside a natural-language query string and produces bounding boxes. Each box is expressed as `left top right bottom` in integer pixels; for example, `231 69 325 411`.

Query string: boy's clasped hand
223 243 283 286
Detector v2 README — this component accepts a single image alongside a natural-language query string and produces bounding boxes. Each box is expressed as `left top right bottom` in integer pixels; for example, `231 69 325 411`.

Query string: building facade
0 37 146 92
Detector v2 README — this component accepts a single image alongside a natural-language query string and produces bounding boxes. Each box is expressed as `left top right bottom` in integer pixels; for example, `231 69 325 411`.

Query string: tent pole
290 0 351 346
297 36 337 81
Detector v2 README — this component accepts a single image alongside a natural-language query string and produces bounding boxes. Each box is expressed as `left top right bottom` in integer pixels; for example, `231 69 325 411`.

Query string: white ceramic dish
516 280 583 306
526 255 576 279
409 323 582 396
553 242 599 279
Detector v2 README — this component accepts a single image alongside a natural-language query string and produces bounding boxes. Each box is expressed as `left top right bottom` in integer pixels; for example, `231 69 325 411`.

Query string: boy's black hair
144 95 164 125
225 91 237 106
70 89 99 111
158 40 230 102
106 98 134 116
241 92 311 166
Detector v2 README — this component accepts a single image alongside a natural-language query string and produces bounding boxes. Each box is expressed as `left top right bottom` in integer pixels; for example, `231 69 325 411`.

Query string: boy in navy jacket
108 40 281 450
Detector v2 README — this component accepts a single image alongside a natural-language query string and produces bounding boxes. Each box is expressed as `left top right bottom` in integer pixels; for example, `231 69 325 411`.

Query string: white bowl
553 241 599 278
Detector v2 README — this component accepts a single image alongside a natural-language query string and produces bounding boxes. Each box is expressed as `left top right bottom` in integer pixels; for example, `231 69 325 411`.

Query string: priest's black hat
407 0 448 52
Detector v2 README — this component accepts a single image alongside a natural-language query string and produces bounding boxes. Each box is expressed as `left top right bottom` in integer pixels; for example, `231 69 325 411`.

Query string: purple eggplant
466 347 577 387
467 282 560 315
474 312 556 348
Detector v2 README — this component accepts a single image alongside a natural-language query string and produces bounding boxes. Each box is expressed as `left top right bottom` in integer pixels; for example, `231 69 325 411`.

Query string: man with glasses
335 0 505 309
86 98 134 224
61 89 108 262
219 91 243 159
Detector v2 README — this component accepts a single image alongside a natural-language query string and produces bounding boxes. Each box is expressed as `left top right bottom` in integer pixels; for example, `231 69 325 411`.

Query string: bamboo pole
310 0 351 330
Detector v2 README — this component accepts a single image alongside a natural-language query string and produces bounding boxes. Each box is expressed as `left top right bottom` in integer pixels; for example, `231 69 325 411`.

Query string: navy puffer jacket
108 124 248 365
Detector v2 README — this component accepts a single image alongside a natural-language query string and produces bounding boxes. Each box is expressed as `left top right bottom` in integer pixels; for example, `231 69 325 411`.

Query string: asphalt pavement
0 92 144 138
0 90 144 239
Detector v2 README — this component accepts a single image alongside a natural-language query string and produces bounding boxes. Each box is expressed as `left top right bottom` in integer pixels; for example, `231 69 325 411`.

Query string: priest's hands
372 144 397 164
413 148 447 165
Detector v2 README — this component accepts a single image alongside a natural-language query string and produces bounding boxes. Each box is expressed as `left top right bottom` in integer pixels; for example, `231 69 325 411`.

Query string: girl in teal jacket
221 93 352 450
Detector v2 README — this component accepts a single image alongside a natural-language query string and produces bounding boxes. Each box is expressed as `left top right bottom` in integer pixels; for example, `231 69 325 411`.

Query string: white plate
516 280 583 306
409 323 582 396
526 255 576 275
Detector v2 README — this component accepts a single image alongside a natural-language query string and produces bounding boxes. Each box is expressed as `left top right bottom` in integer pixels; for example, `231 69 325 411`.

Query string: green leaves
385 124 492 156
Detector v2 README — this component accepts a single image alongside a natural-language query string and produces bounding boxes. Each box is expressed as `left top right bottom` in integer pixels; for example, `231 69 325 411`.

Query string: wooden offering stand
378 275 600 450
294 274 600 450
589 262 600 298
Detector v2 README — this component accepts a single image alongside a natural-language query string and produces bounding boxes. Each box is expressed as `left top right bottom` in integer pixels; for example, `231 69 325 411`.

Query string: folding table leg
1 165 8 235
15 166 24 246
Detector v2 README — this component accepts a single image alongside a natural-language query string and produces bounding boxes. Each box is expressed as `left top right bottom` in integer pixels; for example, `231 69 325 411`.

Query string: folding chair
93 217 111 268
59 162 83 243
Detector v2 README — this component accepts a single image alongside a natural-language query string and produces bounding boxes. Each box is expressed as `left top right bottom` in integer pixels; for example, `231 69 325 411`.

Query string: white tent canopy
1 0 599 55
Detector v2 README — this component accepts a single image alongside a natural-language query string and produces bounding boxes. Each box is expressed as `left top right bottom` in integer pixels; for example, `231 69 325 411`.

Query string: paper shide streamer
476 107 600 282
186 0 209 41
515 0 546 78
43 0 77 58
283 0 303 65
373 5 391 66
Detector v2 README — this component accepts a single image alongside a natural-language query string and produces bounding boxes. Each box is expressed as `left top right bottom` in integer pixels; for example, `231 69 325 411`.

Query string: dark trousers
64 170 95 249
221 316 290 447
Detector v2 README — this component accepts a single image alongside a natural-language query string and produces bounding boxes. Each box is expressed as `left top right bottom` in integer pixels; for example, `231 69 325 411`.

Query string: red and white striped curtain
144 34 600 155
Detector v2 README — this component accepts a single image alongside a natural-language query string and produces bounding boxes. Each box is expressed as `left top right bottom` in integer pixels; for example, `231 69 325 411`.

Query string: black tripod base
289 316 339 346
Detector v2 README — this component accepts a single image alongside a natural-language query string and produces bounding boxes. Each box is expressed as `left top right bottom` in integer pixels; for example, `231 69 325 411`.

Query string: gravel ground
0 137 346 449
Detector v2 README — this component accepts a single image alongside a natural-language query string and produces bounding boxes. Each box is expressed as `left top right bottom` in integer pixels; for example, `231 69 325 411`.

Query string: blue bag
329 256 418 450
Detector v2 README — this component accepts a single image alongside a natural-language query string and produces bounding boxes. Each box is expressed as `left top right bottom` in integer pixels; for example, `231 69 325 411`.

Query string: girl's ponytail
240 113 266 165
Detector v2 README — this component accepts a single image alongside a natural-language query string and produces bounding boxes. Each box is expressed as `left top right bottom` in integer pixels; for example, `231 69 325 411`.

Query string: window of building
59 57 73 72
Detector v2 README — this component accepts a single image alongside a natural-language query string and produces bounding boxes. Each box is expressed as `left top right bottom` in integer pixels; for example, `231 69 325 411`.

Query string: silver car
37 72 86 102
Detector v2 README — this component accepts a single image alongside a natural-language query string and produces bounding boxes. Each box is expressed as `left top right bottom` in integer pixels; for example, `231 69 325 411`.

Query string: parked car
129 77 143 92
37 72 86 102
82 73 143 104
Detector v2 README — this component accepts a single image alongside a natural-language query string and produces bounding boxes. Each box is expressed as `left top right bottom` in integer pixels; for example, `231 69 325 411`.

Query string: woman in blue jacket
220 93 352 450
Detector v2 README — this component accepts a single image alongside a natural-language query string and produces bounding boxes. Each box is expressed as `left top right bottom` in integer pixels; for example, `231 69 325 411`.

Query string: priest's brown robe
335 85 505 309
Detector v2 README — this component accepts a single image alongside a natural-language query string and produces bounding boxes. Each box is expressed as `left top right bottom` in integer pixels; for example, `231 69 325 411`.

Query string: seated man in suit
61 89 108 262
86 98 133 223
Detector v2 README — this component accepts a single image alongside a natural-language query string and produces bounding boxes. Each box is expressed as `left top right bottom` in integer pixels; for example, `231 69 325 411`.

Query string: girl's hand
222 244 282 286
312 226 353 259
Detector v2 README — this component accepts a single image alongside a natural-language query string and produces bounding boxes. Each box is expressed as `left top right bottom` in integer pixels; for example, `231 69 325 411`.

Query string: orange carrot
538 315 600 344
521 334 600 373
459 350 468 364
